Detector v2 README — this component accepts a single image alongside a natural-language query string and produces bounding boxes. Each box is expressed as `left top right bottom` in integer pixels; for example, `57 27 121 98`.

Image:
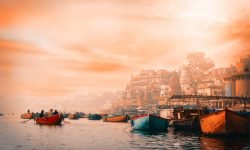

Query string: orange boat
200 108 250 135
103 115 128 122
35 114 63 125
21 113 34 119
68 114 78 120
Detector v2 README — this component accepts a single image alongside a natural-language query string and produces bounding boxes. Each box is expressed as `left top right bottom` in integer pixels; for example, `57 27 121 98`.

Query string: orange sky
0 0 250 100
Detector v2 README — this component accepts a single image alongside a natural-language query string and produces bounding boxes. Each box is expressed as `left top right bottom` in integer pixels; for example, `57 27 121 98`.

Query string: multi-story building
180 66 196 95
225 55 250 97
181 65 235 96
124 69 181 106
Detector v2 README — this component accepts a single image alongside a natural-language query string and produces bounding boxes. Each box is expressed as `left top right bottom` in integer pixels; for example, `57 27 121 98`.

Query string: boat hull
103 115 128 122
173 118 200 130
131 115 169 131
62 114 68 118
68 114 78 120
35 115 63 125
21 113 34 119
88 114 102 120
200 109 250 135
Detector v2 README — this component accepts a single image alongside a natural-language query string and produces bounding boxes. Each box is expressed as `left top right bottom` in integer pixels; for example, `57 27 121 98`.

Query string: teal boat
88 114 102 120
62 113 69 118
130 114 169 131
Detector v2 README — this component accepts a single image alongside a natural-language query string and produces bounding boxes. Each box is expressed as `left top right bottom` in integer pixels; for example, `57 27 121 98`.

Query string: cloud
0 38 47 55
84 61 128 72
0 0 250 100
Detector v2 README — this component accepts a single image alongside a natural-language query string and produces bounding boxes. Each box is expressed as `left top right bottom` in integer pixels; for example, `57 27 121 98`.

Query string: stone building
225 55 250 97
124 69 181 106
180 67 195 95
198 84 225 96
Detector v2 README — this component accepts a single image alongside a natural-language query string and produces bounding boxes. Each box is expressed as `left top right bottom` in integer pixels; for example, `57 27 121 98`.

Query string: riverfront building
225 55 250 97
124 69 181 106
180 66 233 96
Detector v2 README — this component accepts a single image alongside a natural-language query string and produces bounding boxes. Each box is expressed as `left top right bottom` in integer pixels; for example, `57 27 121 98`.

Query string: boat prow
21 113 34 119
131 114 169 131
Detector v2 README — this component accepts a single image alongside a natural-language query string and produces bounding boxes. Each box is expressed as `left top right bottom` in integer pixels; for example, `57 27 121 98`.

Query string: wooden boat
35 114 63 125
99 114 108 118
88 114 102 120
21 113 34 119
173 118 200 130
130 114 169 131
81 113 89 118
103 115 128 122
62 113 69 118
68 114 78 120
173 108 204 130
76 112 85 118
200 108 250 135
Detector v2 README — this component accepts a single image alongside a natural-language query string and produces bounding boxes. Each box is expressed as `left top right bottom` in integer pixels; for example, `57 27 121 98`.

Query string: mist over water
0 92 117 114
1 116 250 150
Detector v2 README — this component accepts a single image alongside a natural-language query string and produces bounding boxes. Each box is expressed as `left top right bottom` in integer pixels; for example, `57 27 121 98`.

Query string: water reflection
36 123 64 128
129 130 169 149
200 136 250 150
131 130 168 136
129 128 201 150
1 117 250 150
173 128 201 136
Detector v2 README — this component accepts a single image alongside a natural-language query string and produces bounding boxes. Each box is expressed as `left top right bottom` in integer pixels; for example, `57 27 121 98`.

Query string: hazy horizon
1 0 250 113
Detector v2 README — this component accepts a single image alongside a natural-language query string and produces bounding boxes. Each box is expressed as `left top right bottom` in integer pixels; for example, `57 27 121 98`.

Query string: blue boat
130 114 169 131
88 114 102 120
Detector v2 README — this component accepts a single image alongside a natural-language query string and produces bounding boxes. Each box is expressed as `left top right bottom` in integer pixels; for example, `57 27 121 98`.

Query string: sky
0 0 250 111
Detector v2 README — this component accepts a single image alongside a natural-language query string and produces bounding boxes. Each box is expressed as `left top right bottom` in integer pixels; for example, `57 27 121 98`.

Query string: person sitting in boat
27 109 30 113
48 109 53 116
40 110 44 117
53 110 58 115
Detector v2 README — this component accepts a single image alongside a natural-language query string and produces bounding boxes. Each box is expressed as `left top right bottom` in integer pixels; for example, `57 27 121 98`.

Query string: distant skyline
0 0 250 99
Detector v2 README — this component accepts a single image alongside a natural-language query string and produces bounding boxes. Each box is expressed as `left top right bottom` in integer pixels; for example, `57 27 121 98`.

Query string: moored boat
35 114 63 125
173 107 204 130
88 114 102 120
130 114 169 131
99 114 108 118
68 114 79 120
76 112 85 118
62 113 69 118
103 115 128 122
173 118 200 130
200 108 250 135
21 113 34 119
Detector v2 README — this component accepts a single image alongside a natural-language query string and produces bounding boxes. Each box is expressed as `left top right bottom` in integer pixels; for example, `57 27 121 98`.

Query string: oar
21 119 33 123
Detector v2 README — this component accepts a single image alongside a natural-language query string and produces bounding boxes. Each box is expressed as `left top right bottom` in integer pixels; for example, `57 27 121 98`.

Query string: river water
0 116 250 150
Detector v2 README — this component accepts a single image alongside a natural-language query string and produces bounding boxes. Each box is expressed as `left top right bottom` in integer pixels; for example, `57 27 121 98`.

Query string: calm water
0 116 250 150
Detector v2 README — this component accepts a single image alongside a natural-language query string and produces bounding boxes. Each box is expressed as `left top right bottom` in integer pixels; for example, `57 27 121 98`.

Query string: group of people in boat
26 109 59 118
39 109 59 118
